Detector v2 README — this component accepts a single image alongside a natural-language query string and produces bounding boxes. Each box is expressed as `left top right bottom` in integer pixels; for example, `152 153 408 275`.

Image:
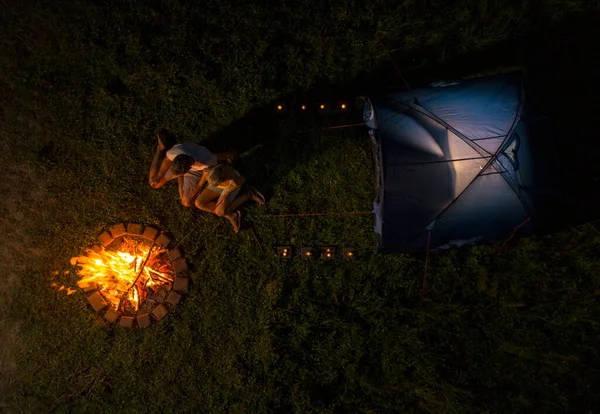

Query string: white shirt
166 143 217 171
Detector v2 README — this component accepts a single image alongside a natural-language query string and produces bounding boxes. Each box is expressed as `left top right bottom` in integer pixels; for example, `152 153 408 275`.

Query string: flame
74 242 173 312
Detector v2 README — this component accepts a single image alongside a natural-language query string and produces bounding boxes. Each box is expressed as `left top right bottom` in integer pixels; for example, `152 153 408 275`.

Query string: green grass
2 0 600 412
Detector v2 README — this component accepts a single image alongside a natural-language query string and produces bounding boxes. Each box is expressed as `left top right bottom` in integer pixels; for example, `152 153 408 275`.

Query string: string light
272 102 352 113
301 247 313 259
343 247 356 260
277 246 292 259
321 247 335 259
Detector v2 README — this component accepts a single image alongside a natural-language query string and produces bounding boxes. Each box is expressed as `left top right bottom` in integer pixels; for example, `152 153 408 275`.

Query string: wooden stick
117 240 156 312
250 226 267 259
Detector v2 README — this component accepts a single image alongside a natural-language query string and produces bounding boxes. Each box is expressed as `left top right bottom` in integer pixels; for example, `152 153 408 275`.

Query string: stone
87 292 108 312
97 231 114 247
168 247 183 261
166 291 182 305
173 276 189 292
104 309 120 323
109 223 126 239
142 226 159 241
137 313 152 328
81 282 98 292
120 316 135 328
152 304 168 321
173 258 188 274
127 223 144 235
92 244 102 253
155 233 172 249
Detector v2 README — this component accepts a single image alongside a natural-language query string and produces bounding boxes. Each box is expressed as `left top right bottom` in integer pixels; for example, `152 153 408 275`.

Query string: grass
2 0 600 412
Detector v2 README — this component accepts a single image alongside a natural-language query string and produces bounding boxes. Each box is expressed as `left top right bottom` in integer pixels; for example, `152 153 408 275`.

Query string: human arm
181 170 208 207
178 175 184 198
198 169 209 188
150 157 174 188
180 175 202 208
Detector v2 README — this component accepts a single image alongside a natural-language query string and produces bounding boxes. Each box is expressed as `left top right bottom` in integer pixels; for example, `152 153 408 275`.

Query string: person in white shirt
148 129 234 207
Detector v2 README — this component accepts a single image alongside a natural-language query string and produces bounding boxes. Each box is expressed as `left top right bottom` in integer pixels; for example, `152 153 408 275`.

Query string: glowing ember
73 239 174 315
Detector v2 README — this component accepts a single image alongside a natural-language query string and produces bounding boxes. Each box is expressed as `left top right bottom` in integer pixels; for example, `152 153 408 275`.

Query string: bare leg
196 200 218 213
149 144 165 184
246 187 265 205
194 188 221 213
195 188 245 232
224 211 241 233
225 190 253 214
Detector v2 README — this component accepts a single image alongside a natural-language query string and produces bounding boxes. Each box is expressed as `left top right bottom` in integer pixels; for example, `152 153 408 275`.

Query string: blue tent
364 73 557 253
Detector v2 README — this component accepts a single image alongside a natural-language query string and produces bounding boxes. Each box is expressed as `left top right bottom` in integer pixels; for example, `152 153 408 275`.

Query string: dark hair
157 128 177 150
207 164 237 187
171 154 194 175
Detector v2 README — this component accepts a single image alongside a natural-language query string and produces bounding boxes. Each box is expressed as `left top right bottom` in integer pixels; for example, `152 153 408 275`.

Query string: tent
364 73 558 253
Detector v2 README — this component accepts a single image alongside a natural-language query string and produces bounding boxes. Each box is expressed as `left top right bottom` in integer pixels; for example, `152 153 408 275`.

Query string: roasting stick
117 239 157 312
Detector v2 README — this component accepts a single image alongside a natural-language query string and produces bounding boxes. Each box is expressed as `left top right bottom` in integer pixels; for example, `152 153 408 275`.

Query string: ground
1 1 600 412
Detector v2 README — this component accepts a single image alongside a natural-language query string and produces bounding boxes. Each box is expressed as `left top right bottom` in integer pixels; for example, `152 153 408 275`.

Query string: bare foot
249 188 265 205
227 211 242 233
157 132 166 151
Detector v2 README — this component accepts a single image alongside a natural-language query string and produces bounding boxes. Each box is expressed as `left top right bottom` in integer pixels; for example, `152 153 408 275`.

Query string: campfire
71 223 189 327
75 240 173 313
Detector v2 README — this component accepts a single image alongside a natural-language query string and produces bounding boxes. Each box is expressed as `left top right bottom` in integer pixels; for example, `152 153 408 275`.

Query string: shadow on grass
183 13 599 236
195 100 367 202
147 12 596 237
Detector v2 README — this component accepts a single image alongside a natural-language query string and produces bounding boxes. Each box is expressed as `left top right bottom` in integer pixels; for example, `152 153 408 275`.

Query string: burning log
116 240 156 312
74 229 178 320
147 268 172 284
136 280 147 305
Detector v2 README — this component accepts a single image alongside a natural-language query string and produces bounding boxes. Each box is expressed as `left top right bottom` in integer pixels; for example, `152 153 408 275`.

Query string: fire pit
72 223 189 328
